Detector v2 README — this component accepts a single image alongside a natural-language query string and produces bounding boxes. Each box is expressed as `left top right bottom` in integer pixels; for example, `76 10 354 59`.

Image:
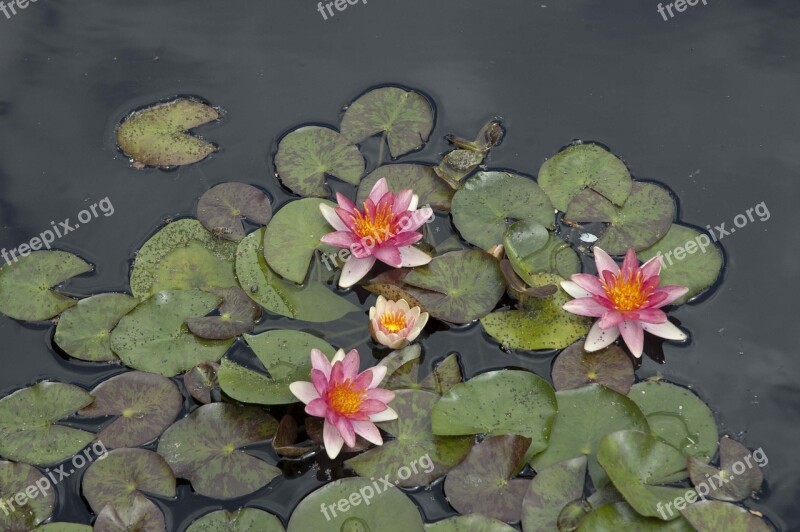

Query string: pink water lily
289 348 397 459
320 177 434 288
561 247 689 358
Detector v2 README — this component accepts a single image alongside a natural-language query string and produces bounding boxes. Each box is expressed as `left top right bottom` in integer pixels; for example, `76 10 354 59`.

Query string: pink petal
619 320 644 358
563 297 608 318
585 321 620 352
571 273 607 297
401 207 433 232
369 364 387 388
598 310 624 329
330 361 345 385
320 231 359 248
310 348 333 378
593 247 620 276
641 255 663 279
561 281 591 299
335 417 357 448
366 387 395 403
621 248 638 278
323 419 345 459
368 178 389 204
340 349 361 381
289 381 319 404
350 420 384 446
642 320 687 341
393 189 414 213
305 398 329 417
311 369 329 396
320 203 349 231
374 246 403 268
339 255 376 288
360 399 390 415
652 285 689 307
397 246 431 267
384 231 424 249
369 406 398 422
335 192 358 214
351 369 374 391
636 308 667 324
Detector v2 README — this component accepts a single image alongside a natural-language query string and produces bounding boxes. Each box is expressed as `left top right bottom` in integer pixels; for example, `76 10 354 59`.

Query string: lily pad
403 250 505 324
0 382 94 465
431 370 557 457
687 436 764 502
557 483 626 531
378 347 463 395
81 448 175 515
0 251 92 321
638 223 724 304
274 125 365 197
186 508 285 532
156 403 280 499
185 287 261 340
130 219 238 298
451 171 555 250
273 415 317 457
425 514 516 532
628 381 718 465
340 86 434 158
0 461 55 531
578 502 695 531
79 371 183 449
346 389 473 487
53 293 139 362
35 524 93 531
551 342 635 395
505 227 581 282
680 500 771 531
529 384 650 488
263 198 337 284
357 164 455 211
537 143 632 212
444 435 532 523
197 182 273 242
287 477 423 531
183 361 221 404
235 229 360 322
218 330 335 405
565 182 675 255
110 290 233 377
93 494 166 532
116 98 219 168
521 456 587 532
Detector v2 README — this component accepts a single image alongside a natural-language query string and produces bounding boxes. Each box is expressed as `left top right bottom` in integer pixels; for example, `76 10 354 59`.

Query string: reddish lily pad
357 164 455 211
687 436 764 502
0 461 55 531
79 371 183 449
521 456 587 532
680 500 771 531
156 403 280 499
93 494 166 532
186 508 285 531
183 361 220 404
425 514 515 531
272 415 317 457
197 182 273 242
444 435 532 523
551 341 635 395
185 287 261 340
54 293 139 362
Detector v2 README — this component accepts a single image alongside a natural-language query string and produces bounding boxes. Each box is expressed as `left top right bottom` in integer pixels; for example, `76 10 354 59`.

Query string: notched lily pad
183 361 221 404
680 500 771 531
197 182 273 242
117 98 219 168
357 164 455 211
186 287 261 340
186 508 285 532
0 461 55 531
521 456 587 532
54 293 139 362
551 341 634 395
93 494 166 532
687 436 764 502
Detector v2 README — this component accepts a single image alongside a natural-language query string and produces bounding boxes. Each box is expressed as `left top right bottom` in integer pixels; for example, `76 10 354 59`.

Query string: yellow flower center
351 202 395 242
327 380 365 416
380 311 407 333
602 270 652 312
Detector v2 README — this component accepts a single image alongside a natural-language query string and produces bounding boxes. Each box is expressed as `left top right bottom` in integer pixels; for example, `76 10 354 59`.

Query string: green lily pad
425 514 515 532
480 274 591 351
186 508 285 532
186 287 261 340
687 437 764 502
638 223 724 304
451 171 555 250
340 86 434 158
0 461 55 531
403 250 505 324
93 494 166 532
183 361 220 404
218 330 335 405
346 389 473 487
557 483 626 531
156 403 280 499
263 198 337 284
110 290 233 377
35 524 93 531
197 182 273 242
530 384 650 488
288 477 423 531
578 502 695 531
537 143 632 212
275 125 365 197
116 98 219 168
444 435 532 523
551 342 635 395
503 220 549 264
596 430 696 520
504 226 581 282
431 370 557 457
81 448 175 515
521 456 587 532
0 382 94 465
0 251 92 321
79 371 183 448
130 219 238 298
357 164 455 211
235 229 360 322
53 293 139 362
628 381 718 466
680 500 771 531
565 182 675 255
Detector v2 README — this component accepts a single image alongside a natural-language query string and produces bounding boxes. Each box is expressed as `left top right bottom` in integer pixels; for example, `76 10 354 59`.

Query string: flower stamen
379 311 407 333
327 380 365 416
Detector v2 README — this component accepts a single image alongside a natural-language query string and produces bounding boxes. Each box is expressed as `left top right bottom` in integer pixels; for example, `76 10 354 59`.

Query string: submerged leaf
197 182 272 242
54 293 139 362
504 225 581 282
357 164 455 211
551 341 634 395
186 508 285 532
0 461 55 531
185 287 261 340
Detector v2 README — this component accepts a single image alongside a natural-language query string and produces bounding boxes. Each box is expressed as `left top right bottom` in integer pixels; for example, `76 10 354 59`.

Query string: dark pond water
1 0 798 530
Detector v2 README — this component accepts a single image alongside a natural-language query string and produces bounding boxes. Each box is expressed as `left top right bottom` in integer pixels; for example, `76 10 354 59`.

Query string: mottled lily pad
0 461 55 531
565 182 675 255
687 436 763 502
0 251 92 321
538 143 632 212
197 182 272 242
451 171 554 250
346 389 473 487
93 494 166 532
110 290 233 377
521 456 587 532
680 500 771 531
431 370 557 457
357 164 455 211
129 219 238 298
82 448 175 515
551 342 634 395
530 384 650 488
340 86 434 158
0 382 94 465
54 293 139 362
274 125 365 197
183 361 220 404
425 514 515 532
628 381 718 466
79 371 183 449
444 435 532 523
638 223 724 304
157 403 279 499
186 287 261 340
186 508 285 532
578 502 694 531
504 225 581 282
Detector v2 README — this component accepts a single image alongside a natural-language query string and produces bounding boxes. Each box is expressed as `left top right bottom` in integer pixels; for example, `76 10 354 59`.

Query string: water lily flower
320 177 434 288
289 348 397 459
561 247 689 358
369 295 429 349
